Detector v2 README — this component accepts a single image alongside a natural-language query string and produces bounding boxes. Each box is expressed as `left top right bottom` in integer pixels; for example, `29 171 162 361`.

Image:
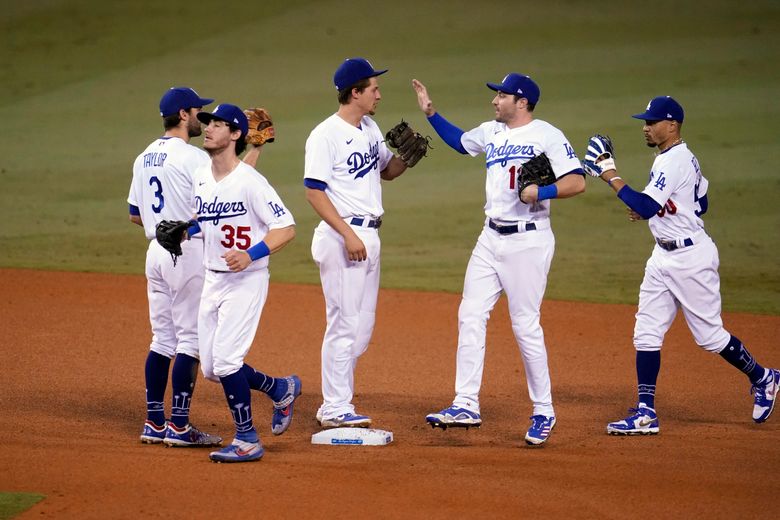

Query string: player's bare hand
627 208 643 222
412 79 434 117
222 249 252 272
520 184 539 204
344 232 367 262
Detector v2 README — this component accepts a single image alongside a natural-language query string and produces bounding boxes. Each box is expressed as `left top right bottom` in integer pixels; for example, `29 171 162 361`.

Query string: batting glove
582 134 616 177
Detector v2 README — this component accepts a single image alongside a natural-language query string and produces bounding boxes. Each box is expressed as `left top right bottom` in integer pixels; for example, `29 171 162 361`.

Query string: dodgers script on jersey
304 114 393 218
460 119 581 221
193 162 295 271
641 143 708 241
129 137 209 239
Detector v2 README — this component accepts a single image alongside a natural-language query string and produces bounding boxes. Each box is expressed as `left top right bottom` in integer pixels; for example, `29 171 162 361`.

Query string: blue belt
350 217 382 229
489 219 537 235
656 237 693 251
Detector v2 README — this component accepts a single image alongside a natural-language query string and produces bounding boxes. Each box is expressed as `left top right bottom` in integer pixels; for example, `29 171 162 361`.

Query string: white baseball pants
634 233 730 353
198 268 269 382
145 238 204 359
453 222 556 417
312 221 380 419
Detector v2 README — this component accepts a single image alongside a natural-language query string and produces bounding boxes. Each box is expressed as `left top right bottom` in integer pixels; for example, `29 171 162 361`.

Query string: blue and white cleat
272 375 302 436
752 368 780 423
163 423 223 447
607 406 659 435
139 420 167 444
426 405 482 429
209 439 264 463
320 412 372 429
525 415 556 445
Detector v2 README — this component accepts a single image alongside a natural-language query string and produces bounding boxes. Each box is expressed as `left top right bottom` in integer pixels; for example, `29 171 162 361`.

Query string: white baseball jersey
460 119 582 221
193 161 295 272
128 137 209 239
304 113 393 218
642 142 708 241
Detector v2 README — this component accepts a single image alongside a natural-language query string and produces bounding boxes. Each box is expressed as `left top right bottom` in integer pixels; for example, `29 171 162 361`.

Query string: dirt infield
0 268 778 519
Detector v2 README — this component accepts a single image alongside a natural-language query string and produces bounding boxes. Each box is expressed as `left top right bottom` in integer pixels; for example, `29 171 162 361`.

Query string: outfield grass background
0 0 778 314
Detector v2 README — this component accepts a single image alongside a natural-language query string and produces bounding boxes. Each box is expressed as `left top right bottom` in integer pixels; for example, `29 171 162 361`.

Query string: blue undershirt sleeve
617 185 662 219
427 113 467 154
697 194 708 216
304 178 328 191
129 204 140 216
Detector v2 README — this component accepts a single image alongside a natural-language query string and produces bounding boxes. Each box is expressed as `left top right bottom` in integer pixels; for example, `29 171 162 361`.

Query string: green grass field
1 0 778 313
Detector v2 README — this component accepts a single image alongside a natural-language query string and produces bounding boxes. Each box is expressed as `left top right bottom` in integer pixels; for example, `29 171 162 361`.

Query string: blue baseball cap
196 104 249 139
159 87 214 117
632 96 684 123
334 58 388 90
487 73 540 105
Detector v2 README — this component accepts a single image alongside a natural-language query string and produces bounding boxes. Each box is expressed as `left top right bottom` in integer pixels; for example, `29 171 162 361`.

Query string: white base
311 428 393 446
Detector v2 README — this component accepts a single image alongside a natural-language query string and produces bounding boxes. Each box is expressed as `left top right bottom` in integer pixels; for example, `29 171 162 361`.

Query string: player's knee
458 298 490 327
150 343 176 359
695 329 732 353
175 342 200 359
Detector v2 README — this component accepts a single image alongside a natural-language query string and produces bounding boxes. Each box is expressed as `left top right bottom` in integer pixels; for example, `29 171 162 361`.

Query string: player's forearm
380 156 408 180
616 185 661 219
427 113 468 154
242 146 262 168
305 188 353 237
552 172 586 199
263 225 296 253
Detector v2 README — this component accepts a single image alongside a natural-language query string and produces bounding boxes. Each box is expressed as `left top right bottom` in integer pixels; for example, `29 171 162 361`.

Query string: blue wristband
247 241 270 261
537 184 558 201
187 220 201 237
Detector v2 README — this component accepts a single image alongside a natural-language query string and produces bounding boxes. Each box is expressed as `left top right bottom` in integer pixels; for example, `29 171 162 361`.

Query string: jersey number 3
220 225 251 250
149 176 164 213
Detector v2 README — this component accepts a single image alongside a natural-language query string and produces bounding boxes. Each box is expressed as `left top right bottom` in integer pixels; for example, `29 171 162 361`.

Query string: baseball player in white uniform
583 95 779 434
412 74 586 445
129 87 222 447
304 58 410 429
187 103 298 463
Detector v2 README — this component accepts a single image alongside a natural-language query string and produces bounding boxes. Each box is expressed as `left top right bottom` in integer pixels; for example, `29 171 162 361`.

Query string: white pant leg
497 228 556 417
198 269 269 381
169 240 204 358
643 236 730 352
312 224 380 417
633 251 679 351
146 239 204 359
453 229 504 412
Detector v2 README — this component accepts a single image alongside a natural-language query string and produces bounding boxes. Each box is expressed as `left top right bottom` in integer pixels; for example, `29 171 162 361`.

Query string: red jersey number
220 225 252 250
656 199 677 218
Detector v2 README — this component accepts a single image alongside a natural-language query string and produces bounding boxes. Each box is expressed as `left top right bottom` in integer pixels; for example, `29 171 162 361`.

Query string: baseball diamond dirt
0 268 778 518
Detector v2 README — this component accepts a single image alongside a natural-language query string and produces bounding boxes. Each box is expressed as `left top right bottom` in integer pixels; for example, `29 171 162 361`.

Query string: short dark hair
337 77 371 105
514 95 535 112
163 113 182 130
230 124 247 156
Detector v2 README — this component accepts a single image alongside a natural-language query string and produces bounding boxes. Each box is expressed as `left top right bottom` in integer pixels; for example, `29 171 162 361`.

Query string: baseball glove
385 120 431 168
243 108 275 146
517 152 556 200
582 134 616 177
155 219 190 266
